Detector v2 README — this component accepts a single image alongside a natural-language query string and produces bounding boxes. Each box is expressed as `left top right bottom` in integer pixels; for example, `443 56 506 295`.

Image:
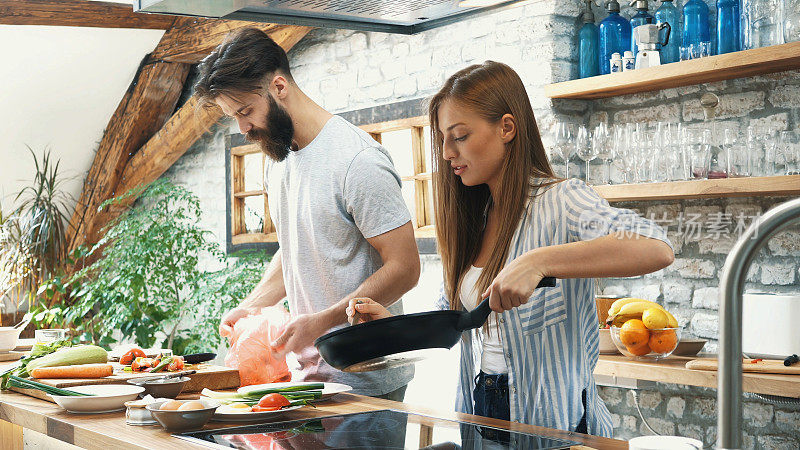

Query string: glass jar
742 0 785 49
785 0 800 42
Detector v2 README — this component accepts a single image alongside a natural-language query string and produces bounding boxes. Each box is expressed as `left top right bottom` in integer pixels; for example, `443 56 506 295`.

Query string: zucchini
25 345 108 374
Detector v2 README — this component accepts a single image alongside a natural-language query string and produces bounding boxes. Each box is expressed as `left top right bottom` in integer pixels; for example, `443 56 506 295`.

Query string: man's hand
271 312 329 356
219 306 255 337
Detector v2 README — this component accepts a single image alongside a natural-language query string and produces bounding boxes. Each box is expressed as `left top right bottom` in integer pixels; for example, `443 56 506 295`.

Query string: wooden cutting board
686 358 800 374
10 362 240 402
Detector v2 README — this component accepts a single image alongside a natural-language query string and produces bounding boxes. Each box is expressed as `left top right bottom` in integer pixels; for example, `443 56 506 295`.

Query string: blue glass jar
682 0 711 48
655 0 681 63
629 0 655 55
599 0 633 74
716 0 741 54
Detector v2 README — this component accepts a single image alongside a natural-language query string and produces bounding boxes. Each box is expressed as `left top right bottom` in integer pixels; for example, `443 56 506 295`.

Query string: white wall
0 25 163 214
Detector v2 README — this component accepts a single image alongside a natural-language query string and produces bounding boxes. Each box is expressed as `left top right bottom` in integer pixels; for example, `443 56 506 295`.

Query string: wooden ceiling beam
151 18 312 63
0 0 176 29
66 59 191 254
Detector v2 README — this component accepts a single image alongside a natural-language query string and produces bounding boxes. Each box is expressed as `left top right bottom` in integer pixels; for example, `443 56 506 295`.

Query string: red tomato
258 393 290 409
120 348 146 366
167 356 185 372
252 405 280 412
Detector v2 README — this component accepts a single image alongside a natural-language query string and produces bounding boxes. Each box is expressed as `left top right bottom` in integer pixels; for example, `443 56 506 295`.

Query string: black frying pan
314 277 556 372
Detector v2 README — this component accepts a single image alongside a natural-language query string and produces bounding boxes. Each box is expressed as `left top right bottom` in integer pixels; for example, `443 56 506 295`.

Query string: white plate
237 382 352 400
50 384 145 413
211 404 304 422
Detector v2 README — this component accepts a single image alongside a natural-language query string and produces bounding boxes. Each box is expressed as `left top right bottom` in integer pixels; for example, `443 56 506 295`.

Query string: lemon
642 308 669 330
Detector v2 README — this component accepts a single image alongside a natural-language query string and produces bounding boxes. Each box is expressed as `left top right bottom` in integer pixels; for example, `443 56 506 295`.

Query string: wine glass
575 126 598 184
611 125 628 184
553 121 574 178
592 123 613 184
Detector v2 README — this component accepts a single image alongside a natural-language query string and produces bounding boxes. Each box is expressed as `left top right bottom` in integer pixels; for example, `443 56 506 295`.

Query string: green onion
243 383 324 397
8 376 93 397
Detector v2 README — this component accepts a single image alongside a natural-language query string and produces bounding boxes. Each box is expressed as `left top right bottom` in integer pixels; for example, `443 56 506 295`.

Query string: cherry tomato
252 405 280 412
120 348 146 366
167 356 185 372
258 393 290 409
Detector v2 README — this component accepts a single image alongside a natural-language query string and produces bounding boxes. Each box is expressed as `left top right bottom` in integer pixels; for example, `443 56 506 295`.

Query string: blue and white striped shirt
435 178 673 437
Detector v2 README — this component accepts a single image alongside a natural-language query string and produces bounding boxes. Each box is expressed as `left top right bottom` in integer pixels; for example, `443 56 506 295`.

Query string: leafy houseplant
0 148 73 325
44 180 268 354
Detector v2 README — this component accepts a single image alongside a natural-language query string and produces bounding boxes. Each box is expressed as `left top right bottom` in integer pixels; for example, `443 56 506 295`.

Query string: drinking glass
612 125 629 183
747 125 767 176
553 121 573 178
685 128 711 179
594 123 614 184
576 125 598 184
35 329 68 345
762 127 781 176
724 126 750 177
777 131 800 175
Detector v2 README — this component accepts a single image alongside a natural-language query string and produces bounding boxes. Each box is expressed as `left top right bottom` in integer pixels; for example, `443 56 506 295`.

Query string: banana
617 301 663 317
607 297 664 316
609 313 642 327
664 310 679 328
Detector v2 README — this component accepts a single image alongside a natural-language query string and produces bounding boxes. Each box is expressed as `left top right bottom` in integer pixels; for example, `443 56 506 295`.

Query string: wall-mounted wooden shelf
595 355 800 398
593 175 800 202
544 41 800 99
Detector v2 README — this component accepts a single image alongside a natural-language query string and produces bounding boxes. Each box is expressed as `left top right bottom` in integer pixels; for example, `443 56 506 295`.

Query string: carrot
30 363 114 379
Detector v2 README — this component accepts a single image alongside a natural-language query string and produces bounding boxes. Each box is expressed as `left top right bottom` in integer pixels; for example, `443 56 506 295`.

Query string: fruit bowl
610 325 681 361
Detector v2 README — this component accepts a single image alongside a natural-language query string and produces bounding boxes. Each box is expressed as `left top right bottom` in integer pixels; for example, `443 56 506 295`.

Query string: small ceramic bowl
146 399 220 432
124 399 157 426
0 326 23 353
128 377 190 399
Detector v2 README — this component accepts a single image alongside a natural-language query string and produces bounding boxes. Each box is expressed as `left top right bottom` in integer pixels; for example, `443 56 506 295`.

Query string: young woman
347 61 674 437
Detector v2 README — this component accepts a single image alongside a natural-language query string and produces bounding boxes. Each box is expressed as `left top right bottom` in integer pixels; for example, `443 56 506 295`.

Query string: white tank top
459 266 508 374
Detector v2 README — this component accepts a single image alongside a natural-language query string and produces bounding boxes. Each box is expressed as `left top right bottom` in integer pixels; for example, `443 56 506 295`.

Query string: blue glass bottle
599 0 633 74
716 0 740 54
579 0 600 78
655 0 681 63
683 0 711 49
629 0 655 55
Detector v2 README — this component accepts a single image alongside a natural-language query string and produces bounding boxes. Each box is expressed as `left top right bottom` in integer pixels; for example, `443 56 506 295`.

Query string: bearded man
195 28 419 400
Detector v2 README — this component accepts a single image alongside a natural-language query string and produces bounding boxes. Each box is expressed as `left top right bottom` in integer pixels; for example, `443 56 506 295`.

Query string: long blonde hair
428 61 557 311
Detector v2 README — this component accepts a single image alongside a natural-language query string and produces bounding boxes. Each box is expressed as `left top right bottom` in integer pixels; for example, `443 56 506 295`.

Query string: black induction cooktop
174 409 579 449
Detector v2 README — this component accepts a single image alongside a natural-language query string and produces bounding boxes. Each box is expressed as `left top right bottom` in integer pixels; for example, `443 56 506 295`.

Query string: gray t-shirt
264 115 414 396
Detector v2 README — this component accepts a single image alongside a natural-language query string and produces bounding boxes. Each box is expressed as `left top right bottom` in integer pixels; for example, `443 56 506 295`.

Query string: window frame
225 102 436 255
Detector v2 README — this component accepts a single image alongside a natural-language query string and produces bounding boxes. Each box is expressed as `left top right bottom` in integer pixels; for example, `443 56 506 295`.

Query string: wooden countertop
595 355 800 398
0 389 626 449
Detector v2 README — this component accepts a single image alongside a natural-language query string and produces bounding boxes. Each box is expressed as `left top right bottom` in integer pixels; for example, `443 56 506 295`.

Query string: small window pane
425 180 435 226
423 125 433 173
244 153 264 191
382 129 414 177
243 195 265 233
401 180 417 227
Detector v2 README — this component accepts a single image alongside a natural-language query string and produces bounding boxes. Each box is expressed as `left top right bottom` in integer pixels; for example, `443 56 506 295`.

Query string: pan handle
457 276 556 331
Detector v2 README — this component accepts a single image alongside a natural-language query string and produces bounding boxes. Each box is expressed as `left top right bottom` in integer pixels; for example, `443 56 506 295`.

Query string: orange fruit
649 329 678 354
626 342 651 356
619 319 650 347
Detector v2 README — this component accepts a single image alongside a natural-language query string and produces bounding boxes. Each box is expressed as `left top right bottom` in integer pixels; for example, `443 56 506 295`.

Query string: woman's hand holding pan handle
346 298 393 325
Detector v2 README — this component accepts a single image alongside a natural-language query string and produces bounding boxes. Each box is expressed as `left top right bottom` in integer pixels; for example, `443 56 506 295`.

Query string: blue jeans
472 371 588 434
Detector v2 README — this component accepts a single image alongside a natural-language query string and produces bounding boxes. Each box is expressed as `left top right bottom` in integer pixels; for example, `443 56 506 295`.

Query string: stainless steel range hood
134 0 525 34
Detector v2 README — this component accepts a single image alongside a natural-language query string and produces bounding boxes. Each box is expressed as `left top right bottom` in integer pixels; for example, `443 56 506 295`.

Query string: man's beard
246 94 294 162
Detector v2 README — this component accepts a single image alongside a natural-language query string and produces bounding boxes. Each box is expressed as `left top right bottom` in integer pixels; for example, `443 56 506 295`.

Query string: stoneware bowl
673 338 708 357
127 376 190 399
147 399 220 432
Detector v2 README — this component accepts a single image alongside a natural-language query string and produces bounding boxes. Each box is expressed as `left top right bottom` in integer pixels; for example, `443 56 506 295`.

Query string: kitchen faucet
717 197 800 449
